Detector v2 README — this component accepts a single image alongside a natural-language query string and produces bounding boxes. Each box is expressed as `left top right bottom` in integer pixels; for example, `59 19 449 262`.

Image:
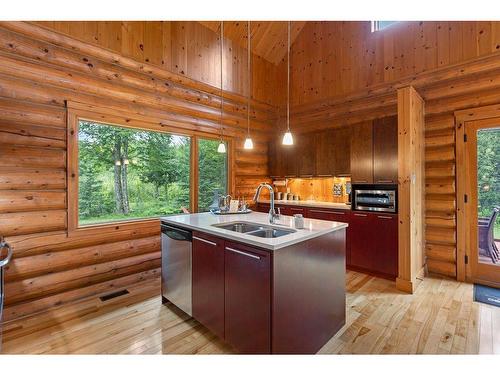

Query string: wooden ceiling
198 21 306 65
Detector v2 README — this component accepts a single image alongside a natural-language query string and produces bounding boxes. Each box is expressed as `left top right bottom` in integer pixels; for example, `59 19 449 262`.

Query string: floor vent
99 289 130 302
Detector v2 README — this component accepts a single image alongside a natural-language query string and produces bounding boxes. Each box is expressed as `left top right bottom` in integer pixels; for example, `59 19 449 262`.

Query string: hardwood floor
1 271 498 354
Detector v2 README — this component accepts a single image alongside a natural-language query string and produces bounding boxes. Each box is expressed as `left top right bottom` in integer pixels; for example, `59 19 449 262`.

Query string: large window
197 138 228 212
78 120 191 225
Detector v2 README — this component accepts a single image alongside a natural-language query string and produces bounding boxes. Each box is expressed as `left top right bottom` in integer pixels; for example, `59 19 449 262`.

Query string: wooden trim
397 86 426 294
67 102 234 232
455 104 500 282
456 114 500 285
190 135 198 213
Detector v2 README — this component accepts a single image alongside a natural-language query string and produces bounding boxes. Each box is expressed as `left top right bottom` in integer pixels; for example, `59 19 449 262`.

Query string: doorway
462 117 500 287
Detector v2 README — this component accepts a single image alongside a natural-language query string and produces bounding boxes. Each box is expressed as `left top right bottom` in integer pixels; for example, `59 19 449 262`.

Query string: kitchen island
161 212 347 354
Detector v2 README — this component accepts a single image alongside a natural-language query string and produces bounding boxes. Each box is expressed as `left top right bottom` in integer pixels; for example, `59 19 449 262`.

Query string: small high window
371 21 398 32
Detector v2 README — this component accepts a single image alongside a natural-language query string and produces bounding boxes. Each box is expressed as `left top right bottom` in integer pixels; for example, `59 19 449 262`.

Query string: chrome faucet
253 183 280 224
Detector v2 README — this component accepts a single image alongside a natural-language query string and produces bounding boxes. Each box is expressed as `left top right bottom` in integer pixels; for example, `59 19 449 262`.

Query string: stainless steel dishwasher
161 223 192 316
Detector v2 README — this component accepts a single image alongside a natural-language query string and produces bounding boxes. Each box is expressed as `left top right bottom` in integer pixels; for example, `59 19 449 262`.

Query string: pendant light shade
218 21 227 154
217 141 227 153
243 137 254 149
243 21 254 150
282 131 293 146
282 21 293 146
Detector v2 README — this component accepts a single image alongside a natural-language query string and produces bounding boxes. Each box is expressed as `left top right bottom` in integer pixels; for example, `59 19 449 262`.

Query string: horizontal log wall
32 21 282 107
0 21 275 321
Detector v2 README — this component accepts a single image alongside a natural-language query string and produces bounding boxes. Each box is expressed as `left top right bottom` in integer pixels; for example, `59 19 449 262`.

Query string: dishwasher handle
161 224 192 242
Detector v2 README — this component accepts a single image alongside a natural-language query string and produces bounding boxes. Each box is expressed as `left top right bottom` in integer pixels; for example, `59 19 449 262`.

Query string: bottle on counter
294 214 304 229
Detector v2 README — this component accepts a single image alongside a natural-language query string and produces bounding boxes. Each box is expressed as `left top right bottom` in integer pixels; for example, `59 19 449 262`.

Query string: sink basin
247 228 296 238
213 221 262 233
212 221 296 238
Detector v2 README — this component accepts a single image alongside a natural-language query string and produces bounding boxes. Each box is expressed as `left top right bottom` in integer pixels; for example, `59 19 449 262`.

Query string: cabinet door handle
331 211 346 215
377 215 393 219
377 180 394 183
353 213 368 217
353 180 368 183
193 236 217 246
316 174 333 177
225 247 260 260
299 174 313 177
309 209 333 214
285 175 296 178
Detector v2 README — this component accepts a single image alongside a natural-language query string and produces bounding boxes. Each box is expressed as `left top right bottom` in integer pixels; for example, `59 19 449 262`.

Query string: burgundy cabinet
373 116 398 184
192 232 225 339
372 213 398 278
305 208 334 221
289 206 306 216
224 242 271 353
349 212 374 270
256 203 270 213
306 208 351 265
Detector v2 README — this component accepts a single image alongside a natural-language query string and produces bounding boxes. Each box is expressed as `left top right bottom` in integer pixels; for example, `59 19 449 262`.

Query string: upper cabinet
373 116 398 184
267 117 397 181
331 127 351 176
350 117 398 184
350 121 374 184
297 133 316 177
315 127 350 177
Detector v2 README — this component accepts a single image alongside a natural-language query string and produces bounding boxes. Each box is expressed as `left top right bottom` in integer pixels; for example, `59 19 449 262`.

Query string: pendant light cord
247 21 251 137
220 21 224 140
287 21 290 132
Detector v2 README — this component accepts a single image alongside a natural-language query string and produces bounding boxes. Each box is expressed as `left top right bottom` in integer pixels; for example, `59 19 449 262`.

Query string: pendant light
217 21 227 154
282 21 294 146
243 21 254 150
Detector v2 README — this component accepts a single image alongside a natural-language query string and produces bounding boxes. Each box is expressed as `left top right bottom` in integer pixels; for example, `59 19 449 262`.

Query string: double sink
212 221 296 238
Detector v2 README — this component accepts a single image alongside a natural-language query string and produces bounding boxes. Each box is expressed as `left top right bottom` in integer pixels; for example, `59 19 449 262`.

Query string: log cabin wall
32 21 282 107
275 20 500 280
287 21 500 107
0 21 275 321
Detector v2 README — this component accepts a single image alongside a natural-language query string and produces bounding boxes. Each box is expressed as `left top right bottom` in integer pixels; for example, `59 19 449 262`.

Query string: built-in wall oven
352 184 397 213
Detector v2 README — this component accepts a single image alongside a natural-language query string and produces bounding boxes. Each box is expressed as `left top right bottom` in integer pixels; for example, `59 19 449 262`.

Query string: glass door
465 118 500 286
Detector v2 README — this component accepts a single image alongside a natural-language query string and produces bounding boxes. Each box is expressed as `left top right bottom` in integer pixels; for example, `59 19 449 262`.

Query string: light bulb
282 130 294 145
243 137 254 150
217 141 226 153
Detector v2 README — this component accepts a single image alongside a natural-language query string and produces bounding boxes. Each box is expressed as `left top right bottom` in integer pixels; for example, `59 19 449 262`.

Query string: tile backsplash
273 177 351 203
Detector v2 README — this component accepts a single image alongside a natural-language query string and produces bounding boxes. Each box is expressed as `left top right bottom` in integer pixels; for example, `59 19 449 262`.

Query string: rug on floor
474 284 500 307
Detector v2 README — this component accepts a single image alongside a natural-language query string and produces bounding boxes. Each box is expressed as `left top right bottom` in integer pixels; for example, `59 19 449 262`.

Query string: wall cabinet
192 232 225 339
373 116 398 183
350 121 374 184
297 134 316 177
224 242 271 353
268 117 396 181
315 127 351 177
268 139 284 178
350 117 398 184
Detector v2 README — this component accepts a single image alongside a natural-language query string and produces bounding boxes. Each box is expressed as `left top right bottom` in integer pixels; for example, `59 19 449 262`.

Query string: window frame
67 101 233 236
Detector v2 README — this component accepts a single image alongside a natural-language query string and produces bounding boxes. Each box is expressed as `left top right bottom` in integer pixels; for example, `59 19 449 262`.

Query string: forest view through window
198 138 228 212
78 120 191 225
